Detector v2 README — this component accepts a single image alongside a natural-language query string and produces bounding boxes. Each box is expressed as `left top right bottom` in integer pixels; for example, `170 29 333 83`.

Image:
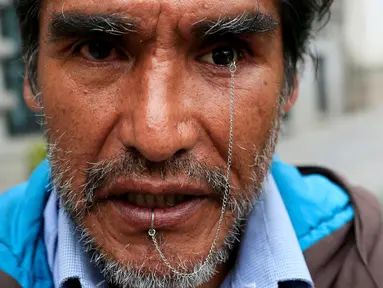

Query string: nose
119 59 198 163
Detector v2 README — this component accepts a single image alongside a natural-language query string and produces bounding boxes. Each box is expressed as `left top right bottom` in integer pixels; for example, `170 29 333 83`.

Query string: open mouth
97 180 212 230
107 192 207 230
112 193 197 209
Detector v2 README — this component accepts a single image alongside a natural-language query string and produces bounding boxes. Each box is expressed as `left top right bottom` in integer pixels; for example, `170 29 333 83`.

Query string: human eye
72 39 125 62
199 45 243 66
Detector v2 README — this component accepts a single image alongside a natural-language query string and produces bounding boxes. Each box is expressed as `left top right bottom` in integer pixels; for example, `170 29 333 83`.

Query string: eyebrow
191 11 279 38
47 10 278 43
48 12 137 42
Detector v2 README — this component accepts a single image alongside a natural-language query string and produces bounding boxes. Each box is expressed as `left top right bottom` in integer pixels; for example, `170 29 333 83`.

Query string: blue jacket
0 159 355 288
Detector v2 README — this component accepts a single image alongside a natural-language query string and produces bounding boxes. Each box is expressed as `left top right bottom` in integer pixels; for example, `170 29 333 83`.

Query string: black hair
15 0 333 95
280 0 333 93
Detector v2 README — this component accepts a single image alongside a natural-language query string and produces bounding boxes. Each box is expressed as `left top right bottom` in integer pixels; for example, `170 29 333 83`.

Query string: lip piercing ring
148 209 156 237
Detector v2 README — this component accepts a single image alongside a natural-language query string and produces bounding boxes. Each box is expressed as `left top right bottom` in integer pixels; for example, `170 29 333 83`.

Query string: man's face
31 0 285 286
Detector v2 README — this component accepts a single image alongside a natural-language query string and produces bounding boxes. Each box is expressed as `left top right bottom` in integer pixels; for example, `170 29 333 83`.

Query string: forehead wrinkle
44 0 279 43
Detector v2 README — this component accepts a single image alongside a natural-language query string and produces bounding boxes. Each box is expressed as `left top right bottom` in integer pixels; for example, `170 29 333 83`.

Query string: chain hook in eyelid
229 61 237 73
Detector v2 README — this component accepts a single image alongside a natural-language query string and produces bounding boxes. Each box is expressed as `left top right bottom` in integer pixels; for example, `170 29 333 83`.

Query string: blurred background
0 0 382 199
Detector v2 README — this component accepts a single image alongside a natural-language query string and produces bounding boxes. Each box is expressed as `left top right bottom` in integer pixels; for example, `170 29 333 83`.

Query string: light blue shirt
44 176 313 288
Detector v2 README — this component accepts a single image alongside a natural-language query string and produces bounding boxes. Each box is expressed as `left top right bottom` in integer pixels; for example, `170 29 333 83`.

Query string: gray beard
46 114 280 288
76 215 243 288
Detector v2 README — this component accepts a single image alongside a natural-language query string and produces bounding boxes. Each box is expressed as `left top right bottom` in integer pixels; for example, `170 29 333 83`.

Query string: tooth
128 194 135 204
135 194 146 207
166 195 175 207
176 195 185 203
145 194 155 207
156 195 166 208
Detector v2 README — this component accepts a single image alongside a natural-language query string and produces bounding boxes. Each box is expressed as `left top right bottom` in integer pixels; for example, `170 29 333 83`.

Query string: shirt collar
43 188 59 285
57 206 108 288
225 176 313 288
44 175 312 288
44 190 107 288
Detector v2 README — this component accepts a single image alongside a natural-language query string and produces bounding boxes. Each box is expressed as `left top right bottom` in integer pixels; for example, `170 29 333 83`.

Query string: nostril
174 149 187 158
124 146 141 157
122 147 189 166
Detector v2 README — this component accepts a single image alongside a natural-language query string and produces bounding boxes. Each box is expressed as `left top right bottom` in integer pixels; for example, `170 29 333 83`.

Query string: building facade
0 0 16 139
0 1 41 191
0 1 40 140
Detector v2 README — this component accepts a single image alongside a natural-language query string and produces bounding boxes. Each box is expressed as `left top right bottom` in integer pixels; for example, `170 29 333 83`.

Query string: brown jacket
1 166 382 288
300 167 383 288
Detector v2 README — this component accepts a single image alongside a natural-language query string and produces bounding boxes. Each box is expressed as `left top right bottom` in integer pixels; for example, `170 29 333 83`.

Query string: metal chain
148 61 237 278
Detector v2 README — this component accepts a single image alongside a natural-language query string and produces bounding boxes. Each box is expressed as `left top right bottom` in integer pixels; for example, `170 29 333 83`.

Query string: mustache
83 148 229 207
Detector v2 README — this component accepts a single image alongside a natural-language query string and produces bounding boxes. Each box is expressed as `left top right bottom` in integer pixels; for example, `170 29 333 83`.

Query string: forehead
40 0 279 34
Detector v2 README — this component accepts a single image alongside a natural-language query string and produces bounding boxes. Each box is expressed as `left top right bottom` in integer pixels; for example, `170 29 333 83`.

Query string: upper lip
96 178 211 200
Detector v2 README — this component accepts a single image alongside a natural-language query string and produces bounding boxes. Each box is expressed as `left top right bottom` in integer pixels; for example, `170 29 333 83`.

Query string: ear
23 69 41 113
282 76 298 113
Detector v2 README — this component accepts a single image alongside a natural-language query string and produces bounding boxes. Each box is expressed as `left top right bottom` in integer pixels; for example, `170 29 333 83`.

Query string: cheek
39 61 121 182
195 67 281 186
235 85 280 184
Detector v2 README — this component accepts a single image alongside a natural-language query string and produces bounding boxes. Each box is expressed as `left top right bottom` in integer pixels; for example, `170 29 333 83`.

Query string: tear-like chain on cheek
148 61 237 278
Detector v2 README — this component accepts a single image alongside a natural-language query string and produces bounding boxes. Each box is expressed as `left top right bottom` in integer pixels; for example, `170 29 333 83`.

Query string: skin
25 0 298 286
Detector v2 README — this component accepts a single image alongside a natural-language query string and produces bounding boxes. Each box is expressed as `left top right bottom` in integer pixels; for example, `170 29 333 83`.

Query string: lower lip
109 197 206 231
